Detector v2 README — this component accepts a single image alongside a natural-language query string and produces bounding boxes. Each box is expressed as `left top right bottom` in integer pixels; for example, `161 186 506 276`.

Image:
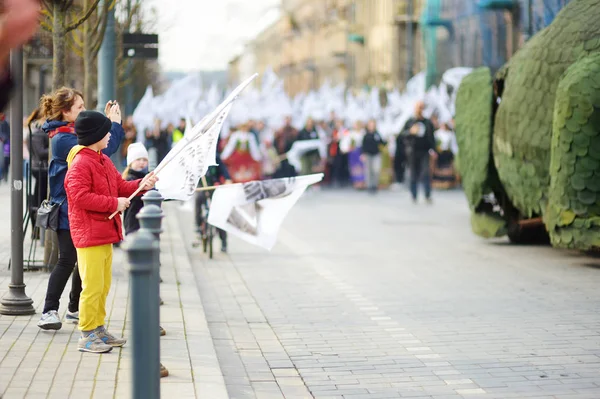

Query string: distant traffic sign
122 32 159 60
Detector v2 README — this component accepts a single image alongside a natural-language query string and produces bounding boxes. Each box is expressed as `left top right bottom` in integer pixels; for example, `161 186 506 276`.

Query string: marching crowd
133 100 460 203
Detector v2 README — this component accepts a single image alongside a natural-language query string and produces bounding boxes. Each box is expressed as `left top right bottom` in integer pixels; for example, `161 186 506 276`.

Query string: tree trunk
82 0 94 107
51 6 67 89
83 20 93 106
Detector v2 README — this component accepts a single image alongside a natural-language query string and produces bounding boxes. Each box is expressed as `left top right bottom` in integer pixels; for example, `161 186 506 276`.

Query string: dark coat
123 168 148 235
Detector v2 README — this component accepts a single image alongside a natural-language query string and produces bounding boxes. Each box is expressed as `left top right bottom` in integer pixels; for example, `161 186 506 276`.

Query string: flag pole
195 184 239 192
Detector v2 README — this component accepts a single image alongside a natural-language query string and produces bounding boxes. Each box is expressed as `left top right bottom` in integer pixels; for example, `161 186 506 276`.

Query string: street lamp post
0 49 35 316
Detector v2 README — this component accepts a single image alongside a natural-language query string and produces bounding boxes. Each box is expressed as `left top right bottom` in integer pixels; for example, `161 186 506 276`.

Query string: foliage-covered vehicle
454 0 600 249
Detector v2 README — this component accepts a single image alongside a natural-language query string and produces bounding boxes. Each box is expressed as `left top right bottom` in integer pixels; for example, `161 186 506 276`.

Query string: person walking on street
360 119 386 194
402 101 437 203
37 88 125 331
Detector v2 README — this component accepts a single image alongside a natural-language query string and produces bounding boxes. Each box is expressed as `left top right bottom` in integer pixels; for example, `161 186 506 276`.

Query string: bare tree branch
70 26 84 51
65 0 101 33
125 1 142 31
59 0 76 12
91 1 111 56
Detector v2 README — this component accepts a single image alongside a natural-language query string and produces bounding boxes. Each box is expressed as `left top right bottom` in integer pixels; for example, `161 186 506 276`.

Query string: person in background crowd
171 118 186 146
26 108 49 228
22 117 30 182
360 119 386 194
195 152 232 253
0 0 41 111
221 122 262 183
146 119 171 165
119 116 137 168
394 130 406 184
64 110 157 353
432 122 459 189
0 112 9 182
272 115 297 178
297 117 321 176
402 100 436 204
37 87 125 331
328 119 350 188
341 120 365 189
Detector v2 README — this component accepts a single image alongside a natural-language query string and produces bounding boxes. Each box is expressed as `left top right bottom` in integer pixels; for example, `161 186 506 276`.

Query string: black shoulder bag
36 198 65 231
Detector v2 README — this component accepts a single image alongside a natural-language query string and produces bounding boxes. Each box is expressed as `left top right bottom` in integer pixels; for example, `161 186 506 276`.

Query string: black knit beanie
75 110 112 146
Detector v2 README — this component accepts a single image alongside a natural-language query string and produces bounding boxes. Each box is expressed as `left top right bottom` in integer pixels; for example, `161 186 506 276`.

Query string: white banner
285 139 327 172
153 73 259 201
207 174 324 250
156 103 232 201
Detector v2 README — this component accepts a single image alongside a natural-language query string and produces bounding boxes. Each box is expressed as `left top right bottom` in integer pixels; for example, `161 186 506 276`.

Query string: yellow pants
76 244 113 331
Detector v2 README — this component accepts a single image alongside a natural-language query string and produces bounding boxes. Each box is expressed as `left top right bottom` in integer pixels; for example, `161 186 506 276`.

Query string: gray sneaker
78 333 113 353
96 328 127 347
37 310 62 330
65 310 79 324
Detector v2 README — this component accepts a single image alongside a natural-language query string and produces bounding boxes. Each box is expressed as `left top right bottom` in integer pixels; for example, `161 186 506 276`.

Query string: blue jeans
409 153 431 200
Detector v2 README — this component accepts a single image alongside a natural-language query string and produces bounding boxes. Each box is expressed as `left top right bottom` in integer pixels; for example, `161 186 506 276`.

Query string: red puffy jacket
65 147 142 248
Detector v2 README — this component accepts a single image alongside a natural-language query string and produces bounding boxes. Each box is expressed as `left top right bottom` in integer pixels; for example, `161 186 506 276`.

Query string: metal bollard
123 229 160 399
141 190 164 209
136 204 165 366
142 191 164 284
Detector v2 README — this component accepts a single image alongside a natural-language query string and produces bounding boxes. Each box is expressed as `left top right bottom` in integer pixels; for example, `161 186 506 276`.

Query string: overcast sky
146 0 281 72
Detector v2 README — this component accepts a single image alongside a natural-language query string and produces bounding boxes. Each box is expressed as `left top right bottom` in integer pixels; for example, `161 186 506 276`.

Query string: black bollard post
141 191 164 284
123 229 160 399
141 190 164 209
136 204 167 375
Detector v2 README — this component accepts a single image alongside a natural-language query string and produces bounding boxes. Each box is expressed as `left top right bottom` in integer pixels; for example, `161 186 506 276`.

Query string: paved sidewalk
0 181 228 399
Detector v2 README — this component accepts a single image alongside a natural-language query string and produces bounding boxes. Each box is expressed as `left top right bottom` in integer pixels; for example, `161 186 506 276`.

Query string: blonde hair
122 165 131 179
39 87 83 121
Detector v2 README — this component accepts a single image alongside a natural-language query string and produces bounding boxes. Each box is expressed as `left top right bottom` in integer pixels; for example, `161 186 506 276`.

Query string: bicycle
192 189 215 259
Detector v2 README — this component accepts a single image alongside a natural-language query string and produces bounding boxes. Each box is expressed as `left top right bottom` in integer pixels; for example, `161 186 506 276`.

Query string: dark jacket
43 119 124 230
0 118 9 148
65 147 141 248
29 125 49 172
0 70 12 112
361 130 385 155
123 168 148 235
297 127 320 158
202 153 231 187
402 117 436 159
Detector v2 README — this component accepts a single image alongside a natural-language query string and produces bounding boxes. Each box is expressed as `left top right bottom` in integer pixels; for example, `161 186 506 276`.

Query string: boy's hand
139 172 158 190
116 197 131 212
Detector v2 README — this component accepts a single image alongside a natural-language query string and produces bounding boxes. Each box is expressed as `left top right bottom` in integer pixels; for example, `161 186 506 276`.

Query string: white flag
284 139 327 172
156 103 232 201
154 73 259 201
208 174 324 250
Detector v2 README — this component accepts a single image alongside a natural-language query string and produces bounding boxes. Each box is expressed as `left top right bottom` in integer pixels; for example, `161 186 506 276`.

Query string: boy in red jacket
65 110 157 353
